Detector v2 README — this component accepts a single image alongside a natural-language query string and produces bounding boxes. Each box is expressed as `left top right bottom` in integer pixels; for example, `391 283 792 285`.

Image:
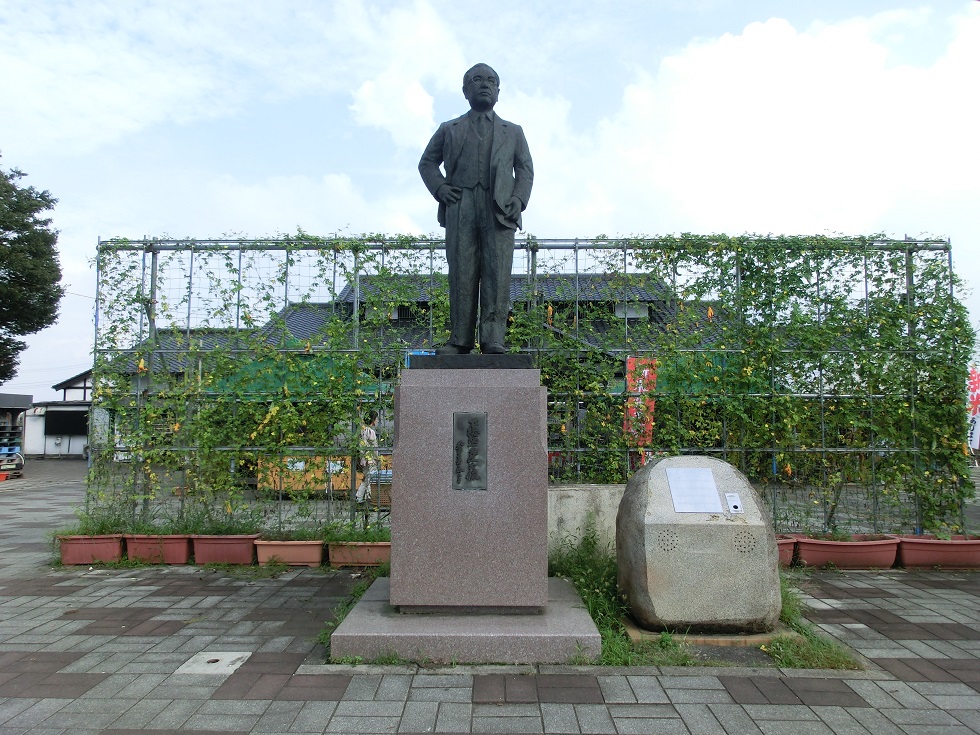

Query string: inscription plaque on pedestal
453 412 487 491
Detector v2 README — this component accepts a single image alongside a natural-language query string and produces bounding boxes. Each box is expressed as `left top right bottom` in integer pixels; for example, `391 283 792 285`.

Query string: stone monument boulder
616 455 780 633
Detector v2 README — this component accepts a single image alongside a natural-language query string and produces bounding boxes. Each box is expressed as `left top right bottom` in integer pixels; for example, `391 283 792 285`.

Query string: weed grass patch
318 562 390 660
551 530 862 669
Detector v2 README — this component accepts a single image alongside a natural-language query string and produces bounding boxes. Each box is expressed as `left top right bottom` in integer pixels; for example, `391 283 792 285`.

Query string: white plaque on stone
665 468 723 513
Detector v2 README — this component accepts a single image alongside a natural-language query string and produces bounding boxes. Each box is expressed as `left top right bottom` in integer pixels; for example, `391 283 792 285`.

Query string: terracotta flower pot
327 541 391 567
191 534 260 565
124 534 192 564
895 535 980 569
796 534 899 569
255 540 324 567
59 534 124 565
776 536 797 566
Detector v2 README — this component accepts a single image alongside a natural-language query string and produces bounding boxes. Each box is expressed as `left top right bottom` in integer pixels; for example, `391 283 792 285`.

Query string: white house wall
24 406 89 458
23 411 45 455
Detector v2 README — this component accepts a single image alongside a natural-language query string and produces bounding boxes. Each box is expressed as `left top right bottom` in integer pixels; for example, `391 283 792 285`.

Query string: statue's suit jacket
419 112 533 230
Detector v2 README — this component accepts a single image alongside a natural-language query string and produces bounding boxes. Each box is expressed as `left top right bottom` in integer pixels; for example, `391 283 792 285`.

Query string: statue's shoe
480 343 506 354
435 344 471 355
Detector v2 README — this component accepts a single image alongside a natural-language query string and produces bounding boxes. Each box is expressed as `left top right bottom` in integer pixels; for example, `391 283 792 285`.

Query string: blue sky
2 0 978 400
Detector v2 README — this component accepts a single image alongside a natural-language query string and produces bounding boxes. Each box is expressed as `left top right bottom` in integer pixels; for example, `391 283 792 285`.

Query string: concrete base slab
331 577 601 665
623 616 802 647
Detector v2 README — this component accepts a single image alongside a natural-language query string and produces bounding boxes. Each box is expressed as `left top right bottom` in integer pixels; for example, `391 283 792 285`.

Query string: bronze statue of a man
419 63 533 355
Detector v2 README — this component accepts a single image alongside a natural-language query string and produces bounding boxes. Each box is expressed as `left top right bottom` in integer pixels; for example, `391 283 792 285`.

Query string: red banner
624 357 657 454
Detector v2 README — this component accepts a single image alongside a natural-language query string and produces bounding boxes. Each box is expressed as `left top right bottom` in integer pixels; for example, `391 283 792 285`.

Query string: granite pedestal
389 367 548 610
332 363 600 663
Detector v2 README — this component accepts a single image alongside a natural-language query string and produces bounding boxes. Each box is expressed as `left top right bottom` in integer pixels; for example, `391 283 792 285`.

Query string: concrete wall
547 484 625 552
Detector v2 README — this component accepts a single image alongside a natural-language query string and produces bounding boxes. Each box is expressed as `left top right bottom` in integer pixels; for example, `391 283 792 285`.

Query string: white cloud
350 75 435 149
0 0 464 157
507 5 980 246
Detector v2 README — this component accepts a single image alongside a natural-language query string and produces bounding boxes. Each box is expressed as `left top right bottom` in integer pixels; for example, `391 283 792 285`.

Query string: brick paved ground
0 459 978 733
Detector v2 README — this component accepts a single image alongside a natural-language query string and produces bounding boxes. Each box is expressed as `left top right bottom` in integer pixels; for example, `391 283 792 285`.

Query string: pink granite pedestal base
330 577 601 664
390 368 548 610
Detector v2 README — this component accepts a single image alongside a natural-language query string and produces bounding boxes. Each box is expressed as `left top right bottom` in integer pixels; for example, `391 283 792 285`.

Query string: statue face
462 65 499 111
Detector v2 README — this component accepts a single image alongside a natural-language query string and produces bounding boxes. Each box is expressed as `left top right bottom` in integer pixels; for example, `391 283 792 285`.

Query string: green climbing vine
87 233 975 535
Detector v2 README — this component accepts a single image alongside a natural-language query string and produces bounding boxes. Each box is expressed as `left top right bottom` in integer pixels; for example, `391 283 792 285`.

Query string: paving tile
376 674 412 702
874 680 937 709
333 700 405 718
340 674 381 700
411 674 472 688
406 685 471 703
783 677 871 708
950 708 980 732
674 703 725 734
809 706 875 735
472 674 505 704
665 688 733 708
742 704 820 721
606 704 680 718
30 709 121 729
290 700 338 732
103 699 174 729
182 712 262 731
244 673 293 700
625 675 670 703
596 675 635 704
435 701 472 732
471 714 543 733
472 703 541 718
536 675 603 704
659 675 724 690
143 699 205 730
573 703 615 734
324 715 400 733
873 658 927 681
0 652 85 673
394 701 436 733
718 677 769 705
277 675 351 702
882 708 963 725
59 697 136 716
239 652 306 674
708 703 763 735
610 717 688 735
756 721 835 735
504 674 539 703
923 693 980 709
4 699 74 729
0 698 34 725
908 681 980 696
843 680 907 709
539 702 578 734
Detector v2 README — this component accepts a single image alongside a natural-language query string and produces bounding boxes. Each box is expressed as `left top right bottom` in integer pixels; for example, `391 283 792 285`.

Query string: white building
23 370 92 458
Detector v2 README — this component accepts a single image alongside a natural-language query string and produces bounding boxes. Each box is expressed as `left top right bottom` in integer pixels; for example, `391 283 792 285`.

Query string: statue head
462 63 499 112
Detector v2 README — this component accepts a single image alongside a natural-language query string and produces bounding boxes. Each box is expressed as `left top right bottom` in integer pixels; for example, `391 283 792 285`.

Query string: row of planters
58 527 391 568
776 533 980 569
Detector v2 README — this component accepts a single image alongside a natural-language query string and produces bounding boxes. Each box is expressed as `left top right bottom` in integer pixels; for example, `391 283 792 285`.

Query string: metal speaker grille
657 529 679 553
733 530 758 554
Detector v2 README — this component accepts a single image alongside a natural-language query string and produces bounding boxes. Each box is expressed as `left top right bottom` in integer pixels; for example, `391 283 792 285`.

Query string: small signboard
725 492 745 514
665 468 723 513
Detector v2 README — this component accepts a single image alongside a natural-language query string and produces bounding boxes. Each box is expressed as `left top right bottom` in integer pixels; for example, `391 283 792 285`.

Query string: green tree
0 155 64 383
